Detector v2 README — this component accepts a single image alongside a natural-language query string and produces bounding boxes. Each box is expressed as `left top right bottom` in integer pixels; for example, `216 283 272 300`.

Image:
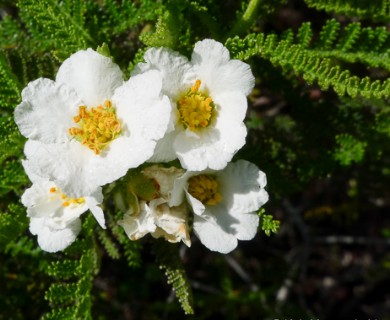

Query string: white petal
219 160 269 214
148 130 178 163
169 171 190 207
24 140 96 198
87 136 156 190
56 49 123 107
185 191 206 216
22 160 46 184
213 91 248 123
193 214 237 254
148 106 179 163
14 78 81 143
113 69 171 142
21 180 61 218
204 60 255 97
132 47 194 100
30 217 81 253
88 204 105 229
192 39 255 96
85 188 105 229
229 211 259 241
192 39 230 67
174 120 247 171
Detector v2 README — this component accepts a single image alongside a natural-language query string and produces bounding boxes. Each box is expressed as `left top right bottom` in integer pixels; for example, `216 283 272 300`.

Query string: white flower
132 39 255 171
119 165 191 246
15 49 171 198
21 161 105 253
170 160 268 253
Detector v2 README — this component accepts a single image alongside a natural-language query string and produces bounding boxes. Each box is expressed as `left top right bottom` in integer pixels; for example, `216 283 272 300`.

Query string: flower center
68 100 121 155
187 174 222 206
177 80 215 131
49 187 85 207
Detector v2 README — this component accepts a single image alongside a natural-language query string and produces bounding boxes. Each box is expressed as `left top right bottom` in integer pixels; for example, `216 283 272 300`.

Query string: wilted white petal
119 201 157 240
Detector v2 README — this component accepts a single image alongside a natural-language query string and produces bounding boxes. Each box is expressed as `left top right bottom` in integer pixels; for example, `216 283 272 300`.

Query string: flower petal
30 217 81 253
213 91 248 123
185 191 206 216
24 140 96 198
192 39 255 96
21 180 62 218
132 47 194 100
174 120 247 171
85 188 105 229
229 211 260 241
148 130 178 162
113 69 171 143
219 160 269 214
56 49 123 106
193 214 238 253
192 39 230 67
14 78 81 143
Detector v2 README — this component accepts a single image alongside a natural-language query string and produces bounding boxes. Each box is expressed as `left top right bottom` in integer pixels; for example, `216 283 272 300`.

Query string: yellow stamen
68 100 121 155
48 187 85 207
188 174 222 206
177 80 215 131
191 79 201 92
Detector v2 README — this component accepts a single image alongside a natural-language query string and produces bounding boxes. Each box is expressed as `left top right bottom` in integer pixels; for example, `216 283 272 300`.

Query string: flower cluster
15 39 269 253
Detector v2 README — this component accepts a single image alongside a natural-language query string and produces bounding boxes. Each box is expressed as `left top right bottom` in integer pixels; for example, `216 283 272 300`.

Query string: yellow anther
191 79 201 92
104 100 112 108
177 80 215 131
61 196 85 207
68 100 121 154
48 186 85 207
188 174 222 206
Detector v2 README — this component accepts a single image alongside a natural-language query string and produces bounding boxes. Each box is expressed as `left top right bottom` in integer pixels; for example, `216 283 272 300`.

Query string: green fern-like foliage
102 209 143 268
0 52 21 107
304 0 390 22
17 0 90 60
152 239 194 315
333 134 368 166
0 203 29 250
226 20 390 99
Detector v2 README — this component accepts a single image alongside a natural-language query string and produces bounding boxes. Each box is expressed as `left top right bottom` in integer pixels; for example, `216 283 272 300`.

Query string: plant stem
225 0 262 40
